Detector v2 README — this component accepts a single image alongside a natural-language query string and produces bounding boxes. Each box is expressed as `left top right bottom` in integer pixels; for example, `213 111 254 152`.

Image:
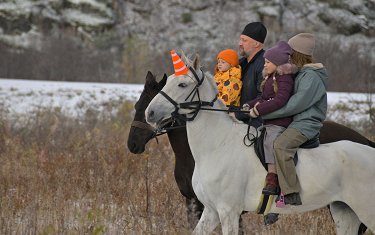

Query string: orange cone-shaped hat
171 50 188 76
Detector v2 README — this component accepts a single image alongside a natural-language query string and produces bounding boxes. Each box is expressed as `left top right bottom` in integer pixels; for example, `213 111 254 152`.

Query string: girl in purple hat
243 41 298 195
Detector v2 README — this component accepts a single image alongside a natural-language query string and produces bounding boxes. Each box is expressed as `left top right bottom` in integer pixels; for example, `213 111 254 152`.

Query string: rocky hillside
121 0 374 54
0 0 374 90
0 0 114 48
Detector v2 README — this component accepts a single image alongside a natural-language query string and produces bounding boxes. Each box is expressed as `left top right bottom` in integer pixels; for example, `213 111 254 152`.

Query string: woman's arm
262 73 326 119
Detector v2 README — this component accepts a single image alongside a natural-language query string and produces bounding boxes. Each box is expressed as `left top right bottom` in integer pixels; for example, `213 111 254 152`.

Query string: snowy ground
0 78 373 122
0 79 143 121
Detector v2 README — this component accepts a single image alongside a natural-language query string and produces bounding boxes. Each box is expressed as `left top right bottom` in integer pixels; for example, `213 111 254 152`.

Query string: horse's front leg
186 197 204 229
192 207 219 235
218 207 242 235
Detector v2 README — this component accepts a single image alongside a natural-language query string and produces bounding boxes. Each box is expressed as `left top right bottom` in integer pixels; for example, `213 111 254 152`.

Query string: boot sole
262 188 280 195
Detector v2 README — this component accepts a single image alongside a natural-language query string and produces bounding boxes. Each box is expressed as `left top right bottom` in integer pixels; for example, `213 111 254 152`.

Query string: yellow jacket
214 66 242 106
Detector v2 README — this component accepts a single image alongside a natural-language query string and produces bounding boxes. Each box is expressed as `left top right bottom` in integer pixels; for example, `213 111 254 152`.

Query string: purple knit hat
264 41 292 66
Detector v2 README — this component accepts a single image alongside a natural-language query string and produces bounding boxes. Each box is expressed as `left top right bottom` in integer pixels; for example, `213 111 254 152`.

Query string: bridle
159 67 218 122
130 118 185 143
130 90 158 133
130 66 217 142
130 90 186 141
157 66 258 146
131 120 156 132
132 66 257 146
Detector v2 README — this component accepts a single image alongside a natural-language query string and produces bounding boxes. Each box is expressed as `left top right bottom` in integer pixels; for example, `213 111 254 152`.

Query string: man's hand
242 103 250 111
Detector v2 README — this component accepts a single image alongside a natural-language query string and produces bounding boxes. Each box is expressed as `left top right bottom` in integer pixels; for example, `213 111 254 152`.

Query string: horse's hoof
264 213 279 225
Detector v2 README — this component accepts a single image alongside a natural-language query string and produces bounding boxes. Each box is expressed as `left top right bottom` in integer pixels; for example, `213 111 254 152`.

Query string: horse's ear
145 71 157 88
158 73 167 87
193 53 200 70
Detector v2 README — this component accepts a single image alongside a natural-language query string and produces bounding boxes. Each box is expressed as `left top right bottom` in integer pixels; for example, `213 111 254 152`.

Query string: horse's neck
186 101 258 165
183 76 264 175
167 127 193 159
187 102 229 141
186 101 266 206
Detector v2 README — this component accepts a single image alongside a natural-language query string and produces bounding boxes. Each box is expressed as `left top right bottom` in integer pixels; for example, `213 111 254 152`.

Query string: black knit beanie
241 22 267 43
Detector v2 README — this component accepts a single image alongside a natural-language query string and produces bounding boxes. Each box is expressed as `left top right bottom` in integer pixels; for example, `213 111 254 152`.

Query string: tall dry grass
0 102 373 234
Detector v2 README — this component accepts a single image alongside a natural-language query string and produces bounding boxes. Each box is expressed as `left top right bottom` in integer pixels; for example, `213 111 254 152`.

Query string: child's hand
248 108 258 118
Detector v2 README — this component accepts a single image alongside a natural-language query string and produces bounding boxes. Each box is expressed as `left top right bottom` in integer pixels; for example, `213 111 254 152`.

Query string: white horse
145 55 375 235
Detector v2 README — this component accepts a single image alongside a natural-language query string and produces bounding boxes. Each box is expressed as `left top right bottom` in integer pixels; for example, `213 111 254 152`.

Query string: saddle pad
254 128 320 171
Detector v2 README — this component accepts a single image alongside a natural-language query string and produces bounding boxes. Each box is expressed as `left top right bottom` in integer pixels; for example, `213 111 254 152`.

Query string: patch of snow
0 79 373 124
0 79 143 119
0 1 33 15
62 9 113 26
327 92 373 121
0 27 42 50
41 6 61 22
0 2 18 11
0 0 114 49
67 0 113 17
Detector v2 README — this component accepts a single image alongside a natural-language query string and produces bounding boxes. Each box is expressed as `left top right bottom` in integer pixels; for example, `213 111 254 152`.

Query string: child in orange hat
214 49 242 106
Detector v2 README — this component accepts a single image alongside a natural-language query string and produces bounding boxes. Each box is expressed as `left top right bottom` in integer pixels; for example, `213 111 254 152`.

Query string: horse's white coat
145 59 375 235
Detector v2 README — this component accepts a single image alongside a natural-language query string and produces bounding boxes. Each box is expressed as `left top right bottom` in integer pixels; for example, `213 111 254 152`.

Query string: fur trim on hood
262 63 299 77
302 63 324 69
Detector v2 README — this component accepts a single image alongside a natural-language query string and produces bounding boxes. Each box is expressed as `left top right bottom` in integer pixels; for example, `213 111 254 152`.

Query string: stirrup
262 186 280 195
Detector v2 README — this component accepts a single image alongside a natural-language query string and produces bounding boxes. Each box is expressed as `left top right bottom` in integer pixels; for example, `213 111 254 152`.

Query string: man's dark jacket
235 49 265 124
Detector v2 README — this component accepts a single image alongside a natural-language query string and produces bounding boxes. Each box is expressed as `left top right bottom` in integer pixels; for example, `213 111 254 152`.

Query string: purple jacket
247 63 297 127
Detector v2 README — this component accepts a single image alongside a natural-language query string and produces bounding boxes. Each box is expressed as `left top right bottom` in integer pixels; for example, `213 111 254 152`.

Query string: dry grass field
0 102 373 234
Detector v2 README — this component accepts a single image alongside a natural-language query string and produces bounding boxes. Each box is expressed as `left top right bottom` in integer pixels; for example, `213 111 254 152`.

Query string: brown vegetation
314 40 375 93
0 101 373 234
0 36 118 83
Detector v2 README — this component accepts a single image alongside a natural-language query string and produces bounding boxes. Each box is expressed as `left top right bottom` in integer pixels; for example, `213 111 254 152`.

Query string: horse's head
127 71 167 154
145 51 218 128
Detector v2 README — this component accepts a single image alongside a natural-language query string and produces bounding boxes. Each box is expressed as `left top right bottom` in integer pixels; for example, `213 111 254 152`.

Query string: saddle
254 127 320 171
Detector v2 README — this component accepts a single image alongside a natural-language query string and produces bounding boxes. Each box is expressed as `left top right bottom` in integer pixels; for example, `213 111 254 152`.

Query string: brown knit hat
217 49 239 67
288 33 315 56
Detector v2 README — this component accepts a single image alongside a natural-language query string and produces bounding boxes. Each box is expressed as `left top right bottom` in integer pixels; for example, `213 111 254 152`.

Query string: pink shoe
276 193 285 208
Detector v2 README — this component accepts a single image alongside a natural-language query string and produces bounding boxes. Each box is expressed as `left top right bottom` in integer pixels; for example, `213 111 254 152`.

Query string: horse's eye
178 83 188 88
